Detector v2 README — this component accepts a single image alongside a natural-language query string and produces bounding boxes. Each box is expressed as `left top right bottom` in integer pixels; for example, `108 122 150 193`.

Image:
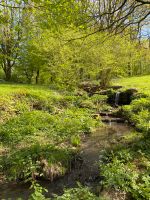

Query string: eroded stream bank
0 122 132 200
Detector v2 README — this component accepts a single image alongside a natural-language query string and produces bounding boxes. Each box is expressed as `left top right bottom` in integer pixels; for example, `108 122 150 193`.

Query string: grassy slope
0 83 62 101
0 83 101 182
114 75 150 95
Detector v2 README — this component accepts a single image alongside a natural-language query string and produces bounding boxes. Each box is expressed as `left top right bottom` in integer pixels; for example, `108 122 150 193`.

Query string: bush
123 97 150 133
101 156 150 199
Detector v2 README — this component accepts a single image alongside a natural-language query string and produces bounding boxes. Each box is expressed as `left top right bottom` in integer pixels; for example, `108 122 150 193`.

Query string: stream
0 122 132 200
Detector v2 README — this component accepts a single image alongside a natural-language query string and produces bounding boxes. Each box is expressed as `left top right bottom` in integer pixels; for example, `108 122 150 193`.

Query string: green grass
0 83 101 182
0 83 53 95
114 75 150 95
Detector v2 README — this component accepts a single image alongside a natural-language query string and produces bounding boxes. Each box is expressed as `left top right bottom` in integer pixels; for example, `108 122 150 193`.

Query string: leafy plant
29 181 49 200
53 183 103 200
71 135 81 147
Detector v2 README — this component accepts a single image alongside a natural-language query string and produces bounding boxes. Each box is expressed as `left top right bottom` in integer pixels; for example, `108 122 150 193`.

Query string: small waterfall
109 118 112 126
115 92 120 106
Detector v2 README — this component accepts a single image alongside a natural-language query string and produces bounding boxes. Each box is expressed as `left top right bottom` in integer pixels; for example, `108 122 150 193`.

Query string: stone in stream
109 85 123 90
101 117 125 123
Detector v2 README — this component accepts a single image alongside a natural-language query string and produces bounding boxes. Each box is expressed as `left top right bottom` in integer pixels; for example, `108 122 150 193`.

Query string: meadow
115 75 150 95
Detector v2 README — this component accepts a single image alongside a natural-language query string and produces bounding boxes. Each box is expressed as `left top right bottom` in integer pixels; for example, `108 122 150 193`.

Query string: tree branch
135 0 150 4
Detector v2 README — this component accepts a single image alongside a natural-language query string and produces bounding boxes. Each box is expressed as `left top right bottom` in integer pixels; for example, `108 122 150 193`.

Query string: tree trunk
36 69 40 84
128 62 132 76
100 68 111 89
5 69 12 81
4 61 12 81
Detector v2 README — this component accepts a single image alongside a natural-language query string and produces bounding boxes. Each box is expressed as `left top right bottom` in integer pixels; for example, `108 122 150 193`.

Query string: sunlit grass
0 83 60 96
114 75 150 95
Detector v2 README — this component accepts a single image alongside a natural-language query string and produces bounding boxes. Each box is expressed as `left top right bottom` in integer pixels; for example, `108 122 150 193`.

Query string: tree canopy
0 0 149 87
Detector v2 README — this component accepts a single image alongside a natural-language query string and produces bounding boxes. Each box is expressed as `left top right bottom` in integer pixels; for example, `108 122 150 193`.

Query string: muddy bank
0 122 132 200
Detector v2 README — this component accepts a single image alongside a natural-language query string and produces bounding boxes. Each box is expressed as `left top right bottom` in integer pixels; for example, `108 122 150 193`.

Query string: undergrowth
100 86 150 199
0 84 102 182
29 182 106 200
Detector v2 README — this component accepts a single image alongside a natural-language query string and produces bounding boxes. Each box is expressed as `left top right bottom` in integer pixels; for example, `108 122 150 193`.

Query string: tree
84 0 150 35
0 0 27 81
0 0 149 86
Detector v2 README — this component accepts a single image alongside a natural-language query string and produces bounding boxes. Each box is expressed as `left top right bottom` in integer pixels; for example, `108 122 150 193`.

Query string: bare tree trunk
2 58 12 81
5 67 12 81
36 69 40 84
128 62 132 76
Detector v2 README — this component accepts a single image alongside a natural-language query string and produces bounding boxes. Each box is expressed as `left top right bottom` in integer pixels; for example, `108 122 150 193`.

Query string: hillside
115 75 150 95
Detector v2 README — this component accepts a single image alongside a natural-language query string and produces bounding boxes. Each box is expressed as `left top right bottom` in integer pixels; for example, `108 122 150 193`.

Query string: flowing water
0 122 132 200
115 92 120 106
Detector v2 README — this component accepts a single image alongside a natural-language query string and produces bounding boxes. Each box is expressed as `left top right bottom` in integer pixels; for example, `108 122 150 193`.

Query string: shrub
123 97 150 133
101 157 150 199
100 140 150 200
